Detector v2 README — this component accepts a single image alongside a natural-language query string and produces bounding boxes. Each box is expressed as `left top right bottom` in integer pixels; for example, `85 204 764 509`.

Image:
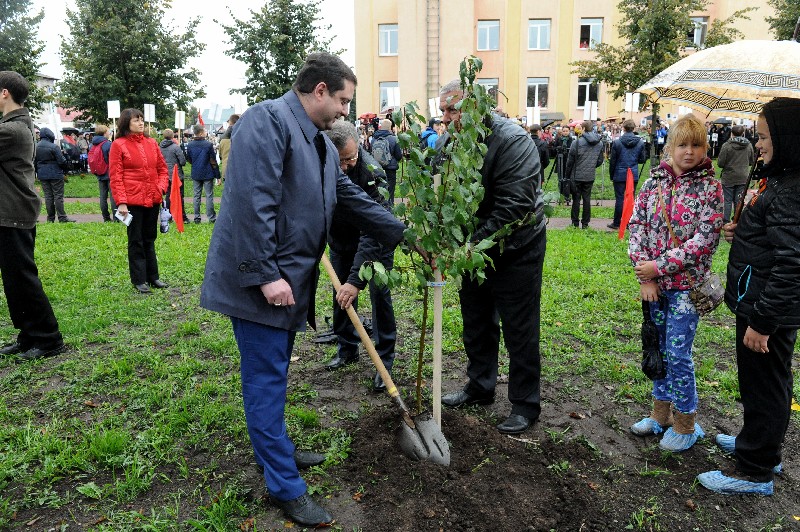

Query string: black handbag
641 300 666 380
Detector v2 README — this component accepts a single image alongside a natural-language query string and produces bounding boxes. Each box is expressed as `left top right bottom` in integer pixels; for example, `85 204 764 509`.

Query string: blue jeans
722 183 746 223
650 290 699 414
231 317 306 501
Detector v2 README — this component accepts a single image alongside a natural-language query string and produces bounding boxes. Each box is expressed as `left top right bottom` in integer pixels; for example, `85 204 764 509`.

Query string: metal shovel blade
396 412 451 466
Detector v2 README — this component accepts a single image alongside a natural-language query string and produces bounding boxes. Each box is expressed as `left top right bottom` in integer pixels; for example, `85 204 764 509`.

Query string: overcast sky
30 0 355 113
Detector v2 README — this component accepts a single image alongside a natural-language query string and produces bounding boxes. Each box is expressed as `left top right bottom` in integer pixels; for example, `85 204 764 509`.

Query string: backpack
88 141 109 176
370 136 393 167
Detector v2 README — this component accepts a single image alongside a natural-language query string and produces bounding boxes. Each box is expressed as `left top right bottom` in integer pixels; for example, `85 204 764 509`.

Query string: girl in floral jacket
627 114 723 452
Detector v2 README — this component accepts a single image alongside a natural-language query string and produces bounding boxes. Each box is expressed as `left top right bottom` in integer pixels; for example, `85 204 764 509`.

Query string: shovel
320 253 450 466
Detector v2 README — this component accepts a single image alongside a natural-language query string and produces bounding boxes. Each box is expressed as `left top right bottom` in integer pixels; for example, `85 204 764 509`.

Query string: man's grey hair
439 79 462 96
379 118 392 131
325 119 359 151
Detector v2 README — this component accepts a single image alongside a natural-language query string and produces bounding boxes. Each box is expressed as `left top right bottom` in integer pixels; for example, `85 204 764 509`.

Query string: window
526 78 549 108
379 82 400 112
379 24 398 56
577 78 598 108
528 19 551 50
579 18 603 49
477 78 499 101
688 17 708 48
477 20 500 51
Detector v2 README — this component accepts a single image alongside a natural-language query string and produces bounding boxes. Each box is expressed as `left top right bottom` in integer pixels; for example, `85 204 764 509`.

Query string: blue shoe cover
630 417 665 436
659 424 704 452
715 434 783 474
697 470 774 495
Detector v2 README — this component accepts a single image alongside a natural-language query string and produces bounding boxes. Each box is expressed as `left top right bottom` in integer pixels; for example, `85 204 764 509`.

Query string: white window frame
579 18 603 50
527 19 551 50
526 77 549 108
378 24 398 56
577 78 598 108
688 17 708 48
477 20 500 51
477 78 499 101
379 82 400 112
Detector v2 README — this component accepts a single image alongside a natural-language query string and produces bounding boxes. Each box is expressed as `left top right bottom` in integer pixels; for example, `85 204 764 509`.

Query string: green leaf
77 482 103 499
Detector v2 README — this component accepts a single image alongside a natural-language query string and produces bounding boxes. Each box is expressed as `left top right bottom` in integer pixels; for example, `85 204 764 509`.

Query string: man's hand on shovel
336 283 360 309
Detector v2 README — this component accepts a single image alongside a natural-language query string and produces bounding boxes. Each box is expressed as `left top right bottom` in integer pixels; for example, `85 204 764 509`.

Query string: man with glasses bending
323 121 398 394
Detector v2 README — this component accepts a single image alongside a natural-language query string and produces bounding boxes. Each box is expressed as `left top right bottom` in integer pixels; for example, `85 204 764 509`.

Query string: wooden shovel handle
320 253 400 400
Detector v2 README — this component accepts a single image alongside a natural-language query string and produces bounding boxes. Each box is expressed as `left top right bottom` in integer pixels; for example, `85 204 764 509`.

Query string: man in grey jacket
200 54 405 527
565 120 604 228
159 129 188 222
717 124 755 223
0 71 65 362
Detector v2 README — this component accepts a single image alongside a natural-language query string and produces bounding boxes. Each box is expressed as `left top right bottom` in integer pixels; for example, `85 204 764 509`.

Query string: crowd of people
2 56 799 527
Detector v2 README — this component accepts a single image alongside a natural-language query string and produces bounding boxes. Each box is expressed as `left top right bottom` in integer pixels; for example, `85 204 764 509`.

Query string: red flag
618 167 635 240
198 112 205 126
169 165 184 233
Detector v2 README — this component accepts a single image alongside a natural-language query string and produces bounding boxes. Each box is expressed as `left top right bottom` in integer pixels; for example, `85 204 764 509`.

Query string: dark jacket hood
761 97 800 173
159 139 176 148
372 129 392 139
620 132 642 148
39 127 55 142
92 135 108 146
580 131 601 145
727 136 750 149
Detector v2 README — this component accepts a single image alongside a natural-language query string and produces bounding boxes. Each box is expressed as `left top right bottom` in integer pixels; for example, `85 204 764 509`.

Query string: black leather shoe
607 223 620 230
149 279 169 289
134 283 151 294
372 371 387 393
325 354 357 371
441 389 494 408
294 450 326 469
274 493 334 527
0 342 28 356
16 344 65 362
496 414 533 434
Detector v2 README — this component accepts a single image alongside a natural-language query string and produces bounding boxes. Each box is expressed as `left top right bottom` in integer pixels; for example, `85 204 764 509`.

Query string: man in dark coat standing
323 121 398 393
186 125 218 223
438 79 547 436
608 119 647 229
0 71 65 362
565 120 604 228
200 54 405 527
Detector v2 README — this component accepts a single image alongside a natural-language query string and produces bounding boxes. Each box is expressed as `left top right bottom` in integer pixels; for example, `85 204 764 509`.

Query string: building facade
354 0 774 122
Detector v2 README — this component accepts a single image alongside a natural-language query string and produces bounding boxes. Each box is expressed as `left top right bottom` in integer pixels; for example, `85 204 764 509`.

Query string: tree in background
0 0 47 111
766 0 800 41
704 7 756 48
58 0 205 126
571 0 755 163
218 0 338 105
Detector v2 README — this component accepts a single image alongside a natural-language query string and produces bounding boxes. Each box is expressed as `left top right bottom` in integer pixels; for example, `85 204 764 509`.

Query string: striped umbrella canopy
636 40 800 118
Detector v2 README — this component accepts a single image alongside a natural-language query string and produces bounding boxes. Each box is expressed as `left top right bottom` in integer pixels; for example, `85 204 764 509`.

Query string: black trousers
40 179 68 222
0 226 63 349
126 205 161 285
330 247 396 368
164 177 187 220
570 181 594 226
734 315 797 482
458 234 546 419
98 179 116 221
612 180 627 226
384 169 397 204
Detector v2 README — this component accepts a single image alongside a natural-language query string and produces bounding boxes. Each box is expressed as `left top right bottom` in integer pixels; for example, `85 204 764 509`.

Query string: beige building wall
354 0 774 121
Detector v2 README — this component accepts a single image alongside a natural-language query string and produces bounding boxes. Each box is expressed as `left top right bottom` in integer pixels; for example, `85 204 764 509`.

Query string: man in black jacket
438 79 547 435
530 124 550 187
0 71 66 362
323 121 398 393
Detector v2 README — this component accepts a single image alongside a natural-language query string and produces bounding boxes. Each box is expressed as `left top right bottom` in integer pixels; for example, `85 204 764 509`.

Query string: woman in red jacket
109 108 169 293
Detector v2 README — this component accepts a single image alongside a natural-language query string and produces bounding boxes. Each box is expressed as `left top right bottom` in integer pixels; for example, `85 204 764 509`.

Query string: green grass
0 218 796 529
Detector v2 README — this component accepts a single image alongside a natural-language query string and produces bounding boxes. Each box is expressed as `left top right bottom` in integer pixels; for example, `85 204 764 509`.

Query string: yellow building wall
355 0 776 121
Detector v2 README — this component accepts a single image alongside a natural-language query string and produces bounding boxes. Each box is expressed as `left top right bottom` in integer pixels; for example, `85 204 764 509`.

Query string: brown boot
672 411 695 434
651 399 674 427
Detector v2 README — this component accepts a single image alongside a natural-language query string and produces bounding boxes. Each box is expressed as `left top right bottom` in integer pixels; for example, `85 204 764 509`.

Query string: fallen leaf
424 508 436 518
707 381 719 387
91 516 108 526
555 321 563 326
284 521 295 528
685 499 698 511
290 356 300 362
791 399 800 412
26 516 41 526
604 385 614 391
84 400 99 408
240 517 255 531
793 515 800 521
352 492 363 502
569 412 586 420
588 482 600 490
